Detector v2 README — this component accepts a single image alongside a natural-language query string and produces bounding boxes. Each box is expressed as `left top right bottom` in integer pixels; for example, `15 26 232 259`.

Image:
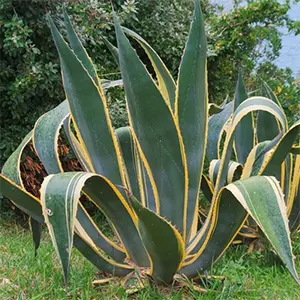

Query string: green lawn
0 216 299 299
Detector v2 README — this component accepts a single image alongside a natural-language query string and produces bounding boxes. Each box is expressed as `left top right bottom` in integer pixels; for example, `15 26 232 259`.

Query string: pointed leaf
256 80 285 142
2 130 32 184
29 217 42 257
181 176 300 285
128 194 184 283
48 15 125 187
233 73 254 164
175 0 208 239
113 12 187 237
115 127 141 200
0 175 43 223
63 7 98 84
122 27 176 108
41 172 149 282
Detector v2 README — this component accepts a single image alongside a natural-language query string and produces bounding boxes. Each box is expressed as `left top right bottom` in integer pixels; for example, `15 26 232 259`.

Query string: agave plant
1 1 299 288
206 75 300 238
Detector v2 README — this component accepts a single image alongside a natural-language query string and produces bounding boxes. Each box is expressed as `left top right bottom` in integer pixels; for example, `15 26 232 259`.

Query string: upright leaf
48 16 126 187
256 80 284 142
175 0 208 240
113 11 187 238
63 7 98 84
233 72 254 164
122 27 176 108
115 126 141 200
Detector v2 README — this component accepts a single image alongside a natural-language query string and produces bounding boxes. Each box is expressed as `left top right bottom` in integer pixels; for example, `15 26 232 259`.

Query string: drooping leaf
40 172 148 285
209 159 242 187
261 120 300 177
73 234 132 277
76 203 127 262
33 100 69 174
1 130 43 254
0 175 43 223
1 175 132 277
2 130 32 184
181 176 299 285
29 217 42 257
214 97 287 193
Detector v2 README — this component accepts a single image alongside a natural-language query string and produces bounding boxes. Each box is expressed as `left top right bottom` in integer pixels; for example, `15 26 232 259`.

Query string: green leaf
206 102 233 162
262 120 300 177
228 176 299 284
200 175 213 203
48 15 126 187
128 194 184 283
175 0 208 240
115 127 141 200
29 217 41 257
290 146 300 155
233 72 254 164
122 27 176 108
1 130 44 254
0 174 132 277
63 116 93 172
113 11 187 238
214 97 287 193
0 175 43 223
288 154 300 228
208 95 230 116
73 234 132 277
256 80 285 142
209 159 242 187
181 176 300 286
2 130 32 184
33 100 69 174
242 141 272 178
41 172 149 282
76 202 127 262
102 37 119 65
63 7 98 85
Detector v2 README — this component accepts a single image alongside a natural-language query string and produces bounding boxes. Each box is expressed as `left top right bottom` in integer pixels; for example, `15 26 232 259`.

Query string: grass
0 215 299 299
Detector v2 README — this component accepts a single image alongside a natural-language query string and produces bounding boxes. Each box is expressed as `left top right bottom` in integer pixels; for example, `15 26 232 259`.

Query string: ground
0 216 299 300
